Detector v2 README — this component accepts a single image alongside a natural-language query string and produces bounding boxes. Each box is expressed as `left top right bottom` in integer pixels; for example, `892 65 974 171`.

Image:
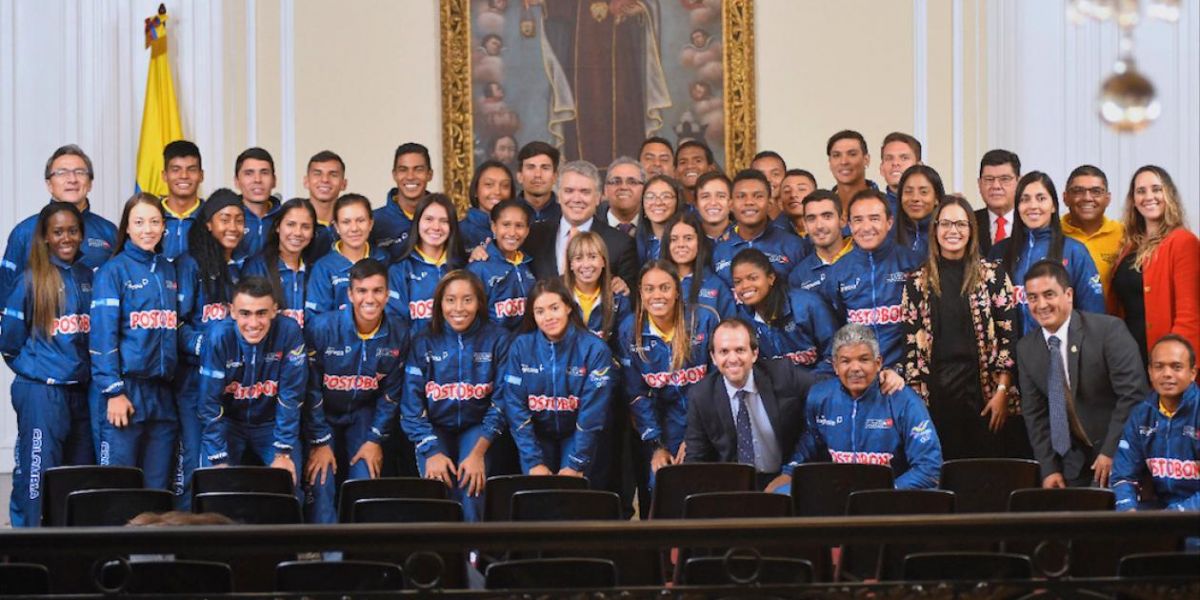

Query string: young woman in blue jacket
387 194 465 336
306 194 388 324
562 231 632 343
732 248 836 372
459 159 515 251
89 193 180 491
0 204 93 526
466 199 535 332
502 278 613 479
635 175 686 264
242 197 317 328
663 211 735 318
401 270 510 521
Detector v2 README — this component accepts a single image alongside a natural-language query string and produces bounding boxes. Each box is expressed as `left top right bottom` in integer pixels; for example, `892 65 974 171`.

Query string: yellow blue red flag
135 4 183 196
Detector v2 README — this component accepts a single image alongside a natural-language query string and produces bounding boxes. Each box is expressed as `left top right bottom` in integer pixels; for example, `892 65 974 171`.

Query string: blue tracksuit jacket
387 250 463 336
310 220 338 261
459 207 493 251
305 243 389 324
175 255 242 363
578 290 633 341
198 317 306 463
989 226 1104 335
518 192 561 225
737 289 836 372
786 379 942 489
371 189 417 263
0 201 116 301
161 198 203 261
1113 383 1200 512
820 241 922 369
242 254 308 327
617 307 719 452
401 319 510 459
892 216 932 258
787 243 850 294
467 243 536 331
304 305 408 447
681 269 736 318
713 225 808 286
0 256 93 384
501 323 613 472
234 198 281 261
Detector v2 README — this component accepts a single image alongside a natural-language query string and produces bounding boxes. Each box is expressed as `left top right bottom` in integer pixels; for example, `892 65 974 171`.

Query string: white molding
247 0 257 147
0 0 15 474
951 0 964 191
281 0 295 198
209 0 227 190
913 0 928 151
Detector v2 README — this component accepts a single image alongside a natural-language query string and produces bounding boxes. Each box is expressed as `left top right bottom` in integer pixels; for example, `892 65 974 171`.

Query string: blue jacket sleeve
385 263 413 330
272 324 307 454
303 262 332 326
479 331 510 442
88 263 126 399
1167 491 1200 511
0 222 31 304
1111 408 1147 511
1069 244 1105 314
502 342 545 473
0 277 30 363
894 389 943 489
369 336 406 445
175 257 205 358
715 283 736 318
784 394 829 476
198 332 231 464
618 326 660 447
302 325 333 447
565 341 614 472
400 337 445 459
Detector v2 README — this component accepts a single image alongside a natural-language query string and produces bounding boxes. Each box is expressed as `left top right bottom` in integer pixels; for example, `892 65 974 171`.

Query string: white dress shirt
606 208 640 231
722 371 782 473
556 216 594 274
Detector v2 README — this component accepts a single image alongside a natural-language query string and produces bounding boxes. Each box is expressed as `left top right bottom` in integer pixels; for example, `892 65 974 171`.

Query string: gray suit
1016 310 1148 483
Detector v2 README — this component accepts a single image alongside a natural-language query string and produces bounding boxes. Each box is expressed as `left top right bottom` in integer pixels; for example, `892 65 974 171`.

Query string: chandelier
1068 0 1181 132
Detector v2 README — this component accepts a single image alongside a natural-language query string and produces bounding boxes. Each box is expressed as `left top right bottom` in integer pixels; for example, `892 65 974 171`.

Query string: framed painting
440 0 756 211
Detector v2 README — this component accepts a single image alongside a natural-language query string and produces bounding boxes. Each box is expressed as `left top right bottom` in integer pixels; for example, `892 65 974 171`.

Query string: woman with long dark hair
387 193 466 336
460 159 515 250
893 165 945 256
990 171 1104 334
901 196 1024 459
635 175 686 263
242 197 317 327
0 204 93 526
663 211 734 317
731 248 835 372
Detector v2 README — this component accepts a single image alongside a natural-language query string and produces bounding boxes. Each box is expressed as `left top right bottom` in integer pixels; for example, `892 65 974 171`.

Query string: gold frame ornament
439 0 757 215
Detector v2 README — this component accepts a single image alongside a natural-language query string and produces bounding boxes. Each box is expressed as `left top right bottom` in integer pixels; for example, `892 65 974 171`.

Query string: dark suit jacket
684 359 816 471
524 216 639 290
975 207 995 255
1016 310 1148 480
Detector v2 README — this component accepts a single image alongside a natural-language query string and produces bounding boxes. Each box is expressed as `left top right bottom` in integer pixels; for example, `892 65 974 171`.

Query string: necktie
616 222 635 237
735 389 756 468
994 214 1008 244
560 226 579 274
1047 335 1072 456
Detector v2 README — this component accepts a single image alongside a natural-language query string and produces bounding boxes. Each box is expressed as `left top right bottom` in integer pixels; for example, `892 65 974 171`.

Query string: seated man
1113 334 1200 511
684 318 816 491
199 276 306 496
781 323 942 490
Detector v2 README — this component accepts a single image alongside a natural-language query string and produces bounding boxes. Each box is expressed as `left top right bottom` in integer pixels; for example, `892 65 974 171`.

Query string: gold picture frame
440 0 756 214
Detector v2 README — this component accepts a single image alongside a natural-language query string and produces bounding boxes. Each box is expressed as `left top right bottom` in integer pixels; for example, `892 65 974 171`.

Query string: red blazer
1109 228 1200 363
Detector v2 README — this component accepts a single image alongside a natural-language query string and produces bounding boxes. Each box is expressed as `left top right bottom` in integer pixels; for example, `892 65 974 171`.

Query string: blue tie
1047 335 1072 456
735 389 756 467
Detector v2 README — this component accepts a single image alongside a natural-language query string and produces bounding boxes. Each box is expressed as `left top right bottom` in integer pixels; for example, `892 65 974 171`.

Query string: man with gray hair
777 323 942 490
524 159 638 289
598 156 646 237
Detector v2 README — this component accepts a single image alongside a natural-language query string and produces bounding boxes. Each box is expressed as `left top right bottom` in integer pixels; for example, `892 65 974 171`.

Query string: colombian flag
135 4 183 196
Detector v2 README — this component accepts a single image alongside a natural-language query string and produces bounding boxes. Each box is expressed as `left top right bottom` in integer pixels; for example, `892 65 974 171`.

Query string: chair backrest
789 463 894 517
99 560 232 594
193 492 302 524
683 491 793 519
846 489 956 516
66 488 174 526
484 475 589 521
1007 488 1115 512
682 557 814 585
0 563 50 595
485 558 616 589
649 463 756 520
903 552 1033 581
41 465 144 526
352 498 464 524
940 458 1040 513
337 477 448 523
190 466 293 505
510 490 621 521
1117 552 1200 578
276 560 404 592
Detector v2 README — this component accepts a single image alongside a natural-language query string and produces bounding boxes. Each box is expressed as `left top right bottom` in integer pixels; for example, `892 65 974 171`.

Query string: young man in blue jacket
1113 335 1200 512
198 276 306 491
778 323 943 491
712 170 807 286
372 143 433 262
304 259 408 523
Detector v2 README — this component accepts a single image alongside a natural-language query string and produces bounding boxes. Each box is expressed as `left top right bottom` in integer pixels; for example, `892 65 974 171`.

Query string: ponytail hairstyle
633 260 691 372
114 192 167 255
731 248 788 328
661 210 712 307
1005 171 1063 280
561 231 616 340
521 277 588 335
264 197 318 306
430 269 488 336
27 203 85 336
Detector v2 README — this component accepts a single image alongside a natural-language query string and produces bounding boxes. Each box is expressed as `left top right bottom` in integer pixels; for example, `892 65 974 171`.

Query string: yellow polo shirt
1061 215 1124 292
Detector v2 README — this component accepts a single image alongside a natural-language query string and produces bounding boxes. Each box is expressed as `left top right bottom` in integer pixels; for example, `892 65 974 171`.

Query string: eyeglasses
49 168 90 180
606 177 644 187
1067 186 1108 198
980 175 1016 186
644 192 676 204
936 219 971 231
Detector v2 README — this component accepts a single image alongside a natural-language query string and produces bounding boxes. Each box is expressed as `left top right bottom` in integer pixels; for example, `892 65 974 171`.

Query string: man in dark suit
524 160 639 290
974 149 1020 255
1017 259 1147 488
685 318 816 491
595 156 644 238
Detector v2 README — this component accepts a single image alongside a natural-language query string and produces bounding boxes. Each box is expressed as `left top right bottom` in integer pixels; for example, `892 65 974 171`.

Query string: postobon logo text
527 395 579 411
784 348 818 366
52 314 90 335
201 303 229 323
847 305 903 326
642 365 707 388
324 374 380 392
830 450 894 466
1146 457 1200 480
426 381 493 401
225 379 279 400
282 309 304 327
129 309 177 330
493 297 525 318
409 299 434 320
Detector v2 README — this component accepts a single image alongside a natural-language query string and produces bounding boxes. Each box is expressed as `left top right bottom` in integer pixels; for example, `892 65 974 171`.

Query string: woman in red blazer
1108 165 1200 372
